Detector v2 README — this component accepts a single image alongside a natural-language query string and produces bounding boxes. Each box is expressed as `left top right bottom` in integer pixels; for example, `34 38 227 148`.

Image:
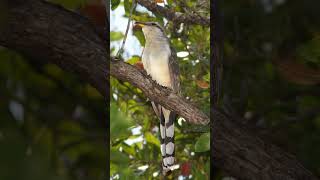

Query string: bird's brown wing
168 47 180 94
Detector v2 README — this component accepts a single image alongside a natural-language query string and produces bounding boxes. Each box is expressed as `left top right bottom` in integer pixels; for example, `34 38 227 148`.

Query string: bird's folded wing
168 47 180 94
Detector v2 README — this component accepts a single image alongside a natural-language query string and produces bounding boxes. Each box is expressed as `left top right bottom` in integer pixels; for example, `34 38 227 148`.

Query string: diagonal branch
136 0 210 26
0 0 318 179
111 58 209 125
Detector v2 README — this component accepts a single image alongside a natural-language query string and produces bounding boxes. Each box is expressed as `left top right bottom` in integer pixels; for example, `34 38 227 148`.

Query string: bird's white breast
142 43 172 88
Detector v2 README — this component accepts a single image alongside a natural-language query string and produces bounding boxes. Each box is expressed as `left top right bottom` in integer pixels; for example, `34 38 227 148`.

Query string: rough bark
0 0 108 98
0 0 318 179
111 59 210 125
136 0 210 26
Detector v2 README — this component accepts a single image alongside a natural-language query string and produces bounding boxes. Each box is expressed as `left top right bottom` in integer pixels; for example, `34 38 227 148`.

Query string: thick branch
0 0 108 97
136 0 210 26
0 0 318 179
110 58 209 125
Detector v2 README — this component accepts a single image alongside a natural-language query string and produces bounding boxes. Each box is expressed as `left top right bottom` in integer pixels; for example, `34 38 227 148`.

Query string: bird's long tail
160 107 175 175
151 102 175 175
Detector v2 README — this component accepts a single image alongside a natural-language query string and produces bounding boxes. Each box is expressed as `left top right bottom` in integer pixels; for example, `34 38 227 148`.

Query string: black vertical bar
211 0 223 178
104 0 110 179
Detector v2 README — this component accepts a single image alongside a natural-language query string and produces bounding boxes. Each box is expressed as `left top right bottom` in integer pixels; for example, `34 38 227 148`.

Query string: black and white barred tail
151 102 176 175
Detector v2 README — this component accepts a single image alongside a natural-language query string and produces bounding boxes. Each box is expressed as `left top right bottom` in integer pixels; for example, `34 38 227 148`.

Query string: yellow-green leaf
145 132 160 147
195 133 210 152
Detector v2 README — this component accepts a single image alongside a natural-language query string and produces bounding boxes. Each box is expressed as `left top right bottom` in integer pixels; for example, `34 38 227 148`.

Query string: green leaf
110 31 124 41
195 133 210 152
110 148 130 167
110 103 133 140
122 144 136 156
110 163 118 176
171 38 185 51
297 37 320 66
154 13 164 26
203 72 210 82
124 0 132 15
131 12 158 22
133 30 145 46
127 55 141 64
145 132 160 147
111 0 121 10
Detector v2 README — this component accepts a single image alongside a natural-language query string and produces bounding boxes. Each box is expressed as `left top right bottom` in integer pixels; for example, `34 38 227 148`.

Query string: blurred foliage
111 0 121 10
195 133 210 153
110 0 210 179
110 31 125 41
0 0 106 180
217 0 320 178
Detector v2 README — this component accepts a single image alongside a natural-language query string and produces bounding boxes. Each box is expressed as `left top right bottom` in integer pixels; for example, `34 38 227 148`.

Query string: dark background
0 0 107 179
214 0 320 178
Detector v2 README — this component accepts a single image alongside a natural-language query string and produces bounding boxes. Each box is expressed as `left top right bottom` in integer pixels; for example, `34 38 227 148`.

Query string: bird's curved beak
133 21 145 30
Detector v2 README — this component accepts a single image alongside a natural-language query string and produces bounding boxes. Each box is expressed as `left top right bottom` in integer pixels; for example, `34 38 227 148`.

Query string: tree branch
136 0 210 26
0 0 318 179
110 58 209 125
0 0 109 98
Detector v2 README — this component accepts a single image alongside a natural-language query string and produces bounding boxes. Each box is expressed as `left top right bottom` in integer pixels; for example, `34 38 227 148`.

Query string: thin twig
116 0 137 58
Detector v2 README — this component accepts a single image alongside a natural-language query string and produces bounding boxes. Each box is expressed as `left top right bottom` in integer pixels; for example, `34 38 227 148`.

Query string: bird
133 21 180 175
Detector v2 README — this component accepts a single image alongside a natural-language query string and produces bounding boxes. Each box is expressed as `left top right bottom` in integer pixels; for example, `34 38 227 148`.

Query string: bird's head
133 21 166 40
